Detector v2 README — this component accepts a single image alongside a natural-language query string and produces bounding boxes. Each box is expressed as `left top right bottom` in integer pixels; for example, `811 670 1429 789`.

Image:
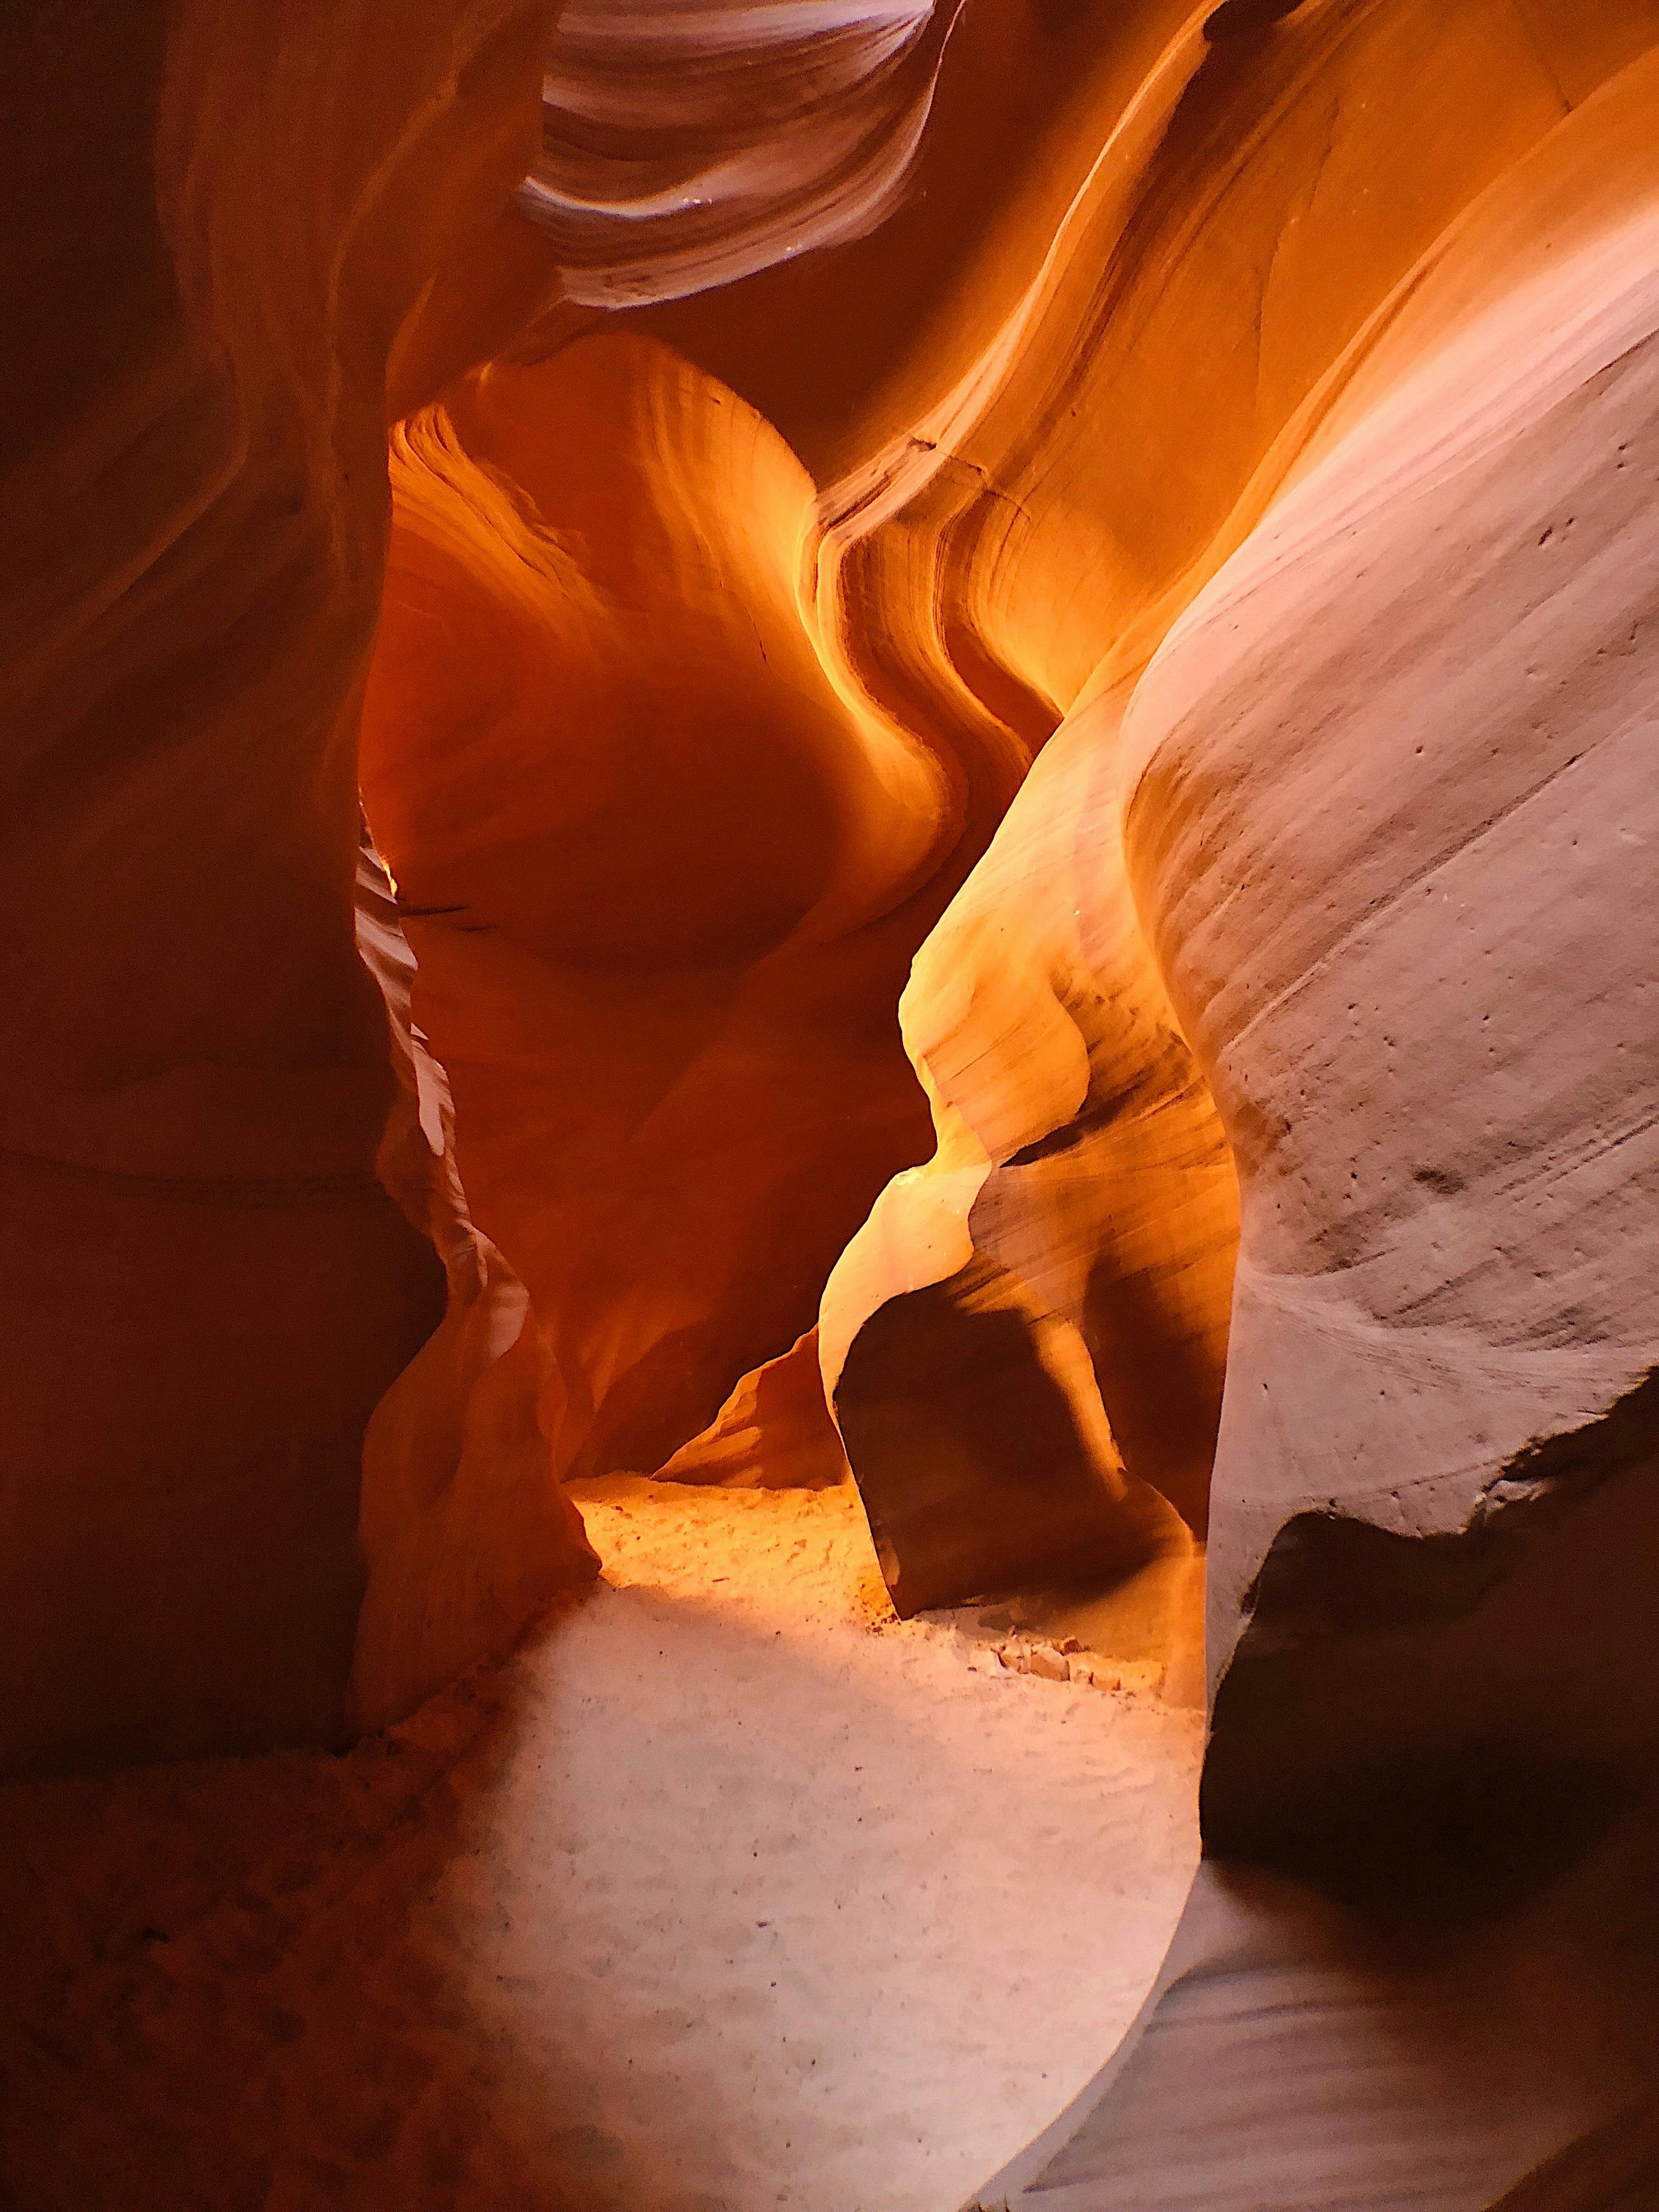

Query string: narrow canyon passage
0 1482 1201 2212
10 4 1659 2206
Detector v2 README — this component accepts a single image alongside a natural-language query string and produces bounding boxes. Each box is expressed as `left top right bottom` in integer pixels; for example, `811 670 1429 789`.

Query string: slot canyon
3 0 1658 2205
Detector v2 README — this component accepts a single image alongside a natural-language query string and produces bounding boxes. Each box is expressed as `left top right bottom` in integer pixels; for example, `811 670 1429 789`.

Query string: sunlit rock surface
522 0 965 304
7 0 1659 2202
359 329 970 1493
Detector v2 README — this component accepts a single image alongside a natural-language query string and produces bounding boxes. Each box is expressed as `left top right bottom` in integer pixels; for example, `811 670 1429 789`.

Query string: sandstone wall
0 0 594 1769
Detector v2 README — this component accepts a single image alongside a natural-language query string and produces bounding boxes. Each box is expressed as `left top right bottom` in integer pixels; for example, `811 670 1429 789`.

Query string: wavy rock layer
12 19 1659 2205
359 325 1040 1494
0 0 592 1770
523 0 965 306
790 0 1659 1624
436 0 1658 2197
916 18 1659 2212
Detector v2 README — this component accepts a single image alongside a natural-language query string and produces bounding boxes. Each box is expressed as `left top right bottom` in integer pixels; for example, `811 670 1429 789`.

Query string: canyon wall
0 0 595 1770
10 12 1659 2200
357 330 963 1498
370 2 1659 2197
903 12 1659 2207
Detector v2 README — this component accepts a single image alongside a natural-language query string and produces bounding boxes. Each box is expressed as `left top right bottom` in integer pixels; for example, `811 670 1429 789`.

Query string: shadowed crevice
832 1262 1170 1617
1202 1368 1659 1910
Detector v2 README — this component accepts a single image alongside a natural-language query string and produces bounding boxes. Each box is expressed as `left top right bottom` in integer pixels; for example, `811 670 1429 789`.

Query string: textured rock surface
349 840 596 1735
804 0 1659 1624
950 20 1659 2211
524 0 965 304
0 0 592 1769
358 324 1024 1497
9 0 1659 2202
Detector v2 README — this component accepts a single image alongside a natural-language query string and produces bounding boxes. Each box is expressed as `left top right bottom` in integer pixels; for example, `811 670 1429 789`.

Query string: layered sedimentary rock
350 838 595 1735
359 325 1034 1494
796 0 1659 1625
522 0 965 305
0 0 595 1770
483 0 1658 2197
938 17 1659 2210
12 10 1659 2203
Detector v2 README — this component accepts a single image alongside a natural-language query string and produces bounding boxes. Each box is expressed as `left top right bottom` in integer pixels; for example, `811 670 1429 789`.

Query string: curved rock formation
359 324 1026 1495
349 837 596 1736
941 18 1659 2210
523 0 965 305
800 0 1659 1624
0 0 594 1770
11 3 1659 2199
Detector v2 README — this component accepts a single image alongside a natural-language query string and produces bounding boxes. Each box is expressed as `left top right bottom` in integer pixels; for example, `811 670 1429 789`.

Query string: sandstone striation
7 1 1659 2204
358 328 968 1496
0 0 587 1768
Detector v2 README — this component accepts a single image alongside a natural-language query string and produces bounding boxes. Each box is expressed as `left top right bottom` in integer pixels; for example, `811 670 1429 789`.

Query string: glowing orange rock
360 329 1012 1499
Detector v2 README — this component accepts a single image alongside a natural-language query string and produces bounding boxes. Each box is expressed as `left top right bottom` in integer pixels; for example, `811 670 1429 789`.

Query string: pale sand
0 1479 1200 2212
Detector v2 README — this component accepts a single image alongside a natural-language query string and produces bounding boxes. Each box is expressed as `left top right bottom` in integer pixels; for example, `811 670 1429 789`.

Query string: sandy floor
0 1479 1200 2212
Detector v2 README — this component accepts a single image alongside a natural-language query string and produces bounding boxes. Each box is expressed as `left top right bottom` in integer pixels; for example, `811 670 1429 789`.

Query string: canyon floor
0 1479 1201 2212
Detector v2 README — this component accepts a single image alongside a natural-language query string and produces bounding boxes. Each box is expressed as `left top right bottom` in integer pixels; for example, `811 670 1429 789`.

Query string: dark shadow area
967 1374 1659 2208
0 1638 558 2211
1203 1369 1659 1911
833 1258 1166 1616
1204 0 1310 45
1492 2097 1659 2210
